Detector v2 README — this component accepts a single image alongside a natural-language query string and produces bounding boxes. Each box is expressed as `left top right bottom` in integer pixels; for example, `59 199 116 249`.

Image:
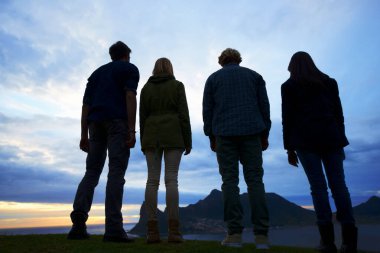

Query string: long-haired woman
139 58 191 243
281 51 357 253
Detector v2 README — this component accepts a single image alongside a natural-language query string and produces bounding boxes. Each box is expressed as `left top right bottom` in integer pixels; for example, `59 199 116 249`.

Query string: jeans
144 149 183 221
216 135 269 235
296 148 355 226
72 120 130 236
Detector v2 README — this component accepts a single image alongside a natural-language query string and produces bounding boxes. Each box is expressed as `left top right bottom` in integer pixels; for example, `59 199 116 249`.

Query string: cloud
0 0 380 212
2 114 379 206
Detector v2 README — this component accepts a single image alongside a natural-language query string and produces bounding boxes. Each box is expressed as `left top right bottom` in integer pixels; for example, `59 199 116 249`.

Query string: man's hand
79 137 89 153
210 136 216 152
261 136 269 151
184 147 191 155
126 131 136 148
287 150 299 167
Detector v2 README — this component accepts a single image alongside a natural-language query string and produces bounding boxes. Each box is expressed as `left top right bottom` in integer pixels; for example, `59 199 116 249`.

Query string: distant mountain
352 196 380 223
130 190 380 235
130 189 315 235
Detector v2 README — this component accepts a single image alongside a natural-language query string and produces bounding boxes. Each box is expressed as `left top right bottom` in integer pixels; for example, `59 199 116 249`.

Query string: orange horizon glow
0 202 140 229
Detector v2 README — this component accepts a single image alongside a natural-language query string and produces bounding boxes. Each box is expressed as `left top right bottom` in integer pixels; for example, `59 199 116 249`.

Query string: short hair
109 41 131 61
152 57 174 76
218 48 242 66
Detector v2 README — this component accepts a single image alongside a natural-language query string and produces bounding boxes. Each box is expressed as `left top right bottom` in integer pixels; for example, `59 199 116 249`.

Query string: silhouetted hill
130 189 315 235
353 196 380 223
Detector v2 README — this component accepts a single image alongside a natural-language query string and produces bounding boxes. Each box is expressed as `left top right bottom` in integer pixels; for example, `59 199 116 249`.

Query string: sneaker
221 233 242 248
255 234 270 250
67 225 90 240
103 234 135 243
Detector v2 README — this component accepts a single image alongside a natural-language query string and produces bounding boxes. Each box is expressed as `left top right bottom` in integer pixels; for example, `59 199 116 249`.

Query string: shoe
168 219 184 243
67 211 89 240
103 234 135 243
67 225 90 240
255 234 270 250
340 224 358 253
147 220 161 244
221 233 242 248
318 223 337 253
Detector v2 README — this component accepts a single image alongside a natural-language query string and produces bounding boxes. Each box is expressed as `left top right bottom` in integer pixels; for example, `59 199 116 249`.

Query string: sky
0 0 380 229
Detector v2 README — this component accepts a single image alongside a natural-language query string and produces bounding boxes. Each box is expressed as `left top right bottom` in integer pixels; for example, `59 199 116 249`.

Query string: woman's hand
287 150 299 167
184 147 191 155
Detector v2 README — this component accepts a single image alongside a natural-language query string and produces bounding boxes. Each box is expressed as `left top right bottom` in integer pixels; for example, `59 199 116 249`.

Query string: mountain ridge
130 190 380 235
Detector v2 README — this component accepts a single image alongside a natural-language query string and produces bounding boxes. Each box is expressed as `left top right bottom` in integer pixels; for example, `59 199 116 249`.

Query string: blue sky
1 0 380 227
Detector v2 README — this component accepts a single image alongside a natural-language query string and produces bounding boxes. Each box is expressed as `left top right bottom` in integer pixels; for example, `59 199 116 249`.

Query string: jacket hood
147 74 175 83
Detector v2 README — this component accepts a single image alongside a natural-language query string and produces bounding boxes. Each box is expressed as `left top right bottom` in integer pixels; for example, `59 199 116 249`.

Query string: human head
152 57 174 76
288 51 323 81
218 48 242 66
109 41 131 61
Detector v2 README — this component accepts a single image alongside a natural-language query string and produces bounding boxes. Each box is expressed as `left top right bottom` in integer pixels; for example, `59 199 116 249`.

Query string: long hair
288 51 327 85
152 58 174 76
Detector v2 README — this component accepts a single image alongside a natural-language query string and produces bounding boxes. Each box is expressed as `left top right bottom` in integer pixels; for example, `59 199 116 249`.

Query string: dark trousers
72 119 130 236
297 148 355 226
216 135 269 235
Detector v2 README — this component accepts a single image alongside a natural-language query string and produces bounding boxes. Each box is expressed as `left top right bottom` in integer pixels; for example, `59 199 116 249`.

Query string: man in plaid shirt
202 48 271 249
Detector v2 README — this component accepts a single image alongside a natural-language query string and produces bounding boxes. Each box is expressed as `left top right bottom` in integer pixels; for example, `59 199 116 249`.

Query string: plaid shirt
202 63 271 138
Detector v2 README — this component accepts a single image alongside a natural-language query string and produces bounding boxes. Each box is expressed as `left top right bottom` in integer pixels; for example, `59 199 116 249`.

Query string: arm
256 76 271 150
139 88 147 150
79 104 90 153
124 64 139 149
281 83 298 167
126 90 137 148
331 79 346 135
177 83 192 155
202 77 216 151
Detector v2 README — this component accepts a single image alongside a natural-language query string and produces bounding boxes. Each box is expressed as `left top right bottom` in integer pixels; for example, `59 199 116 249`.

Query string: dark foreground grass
0 234 369 253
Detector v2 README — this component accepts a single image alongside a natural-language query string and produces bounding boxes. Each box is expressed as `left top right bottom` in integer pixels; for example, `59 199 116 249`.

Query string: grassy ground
0 234 372 253
0 234 319 253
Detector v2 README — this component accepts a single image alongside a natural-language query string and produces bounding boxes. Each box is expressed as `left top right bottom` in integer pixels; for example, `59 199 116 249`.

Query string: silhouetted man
68 41 139 243
203 48 271 249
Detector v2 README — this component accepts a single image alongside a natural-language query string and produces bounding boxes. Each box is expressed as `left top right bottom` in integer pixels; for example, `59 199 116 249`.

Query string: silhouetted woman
140 58 192 244
281 52 357 253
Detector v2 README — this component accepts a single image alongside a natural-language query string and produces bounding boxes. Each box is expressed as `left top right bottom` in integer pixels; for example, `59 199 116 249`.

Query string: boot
340 224 358 253
146 220 161 244
67 212 90 240
167 219 184 243
317 223 337 253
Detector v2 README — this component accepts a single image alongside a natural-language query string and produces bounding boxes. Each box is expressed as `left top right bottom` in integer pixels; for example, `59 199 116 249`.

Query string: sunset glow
0 202 140 229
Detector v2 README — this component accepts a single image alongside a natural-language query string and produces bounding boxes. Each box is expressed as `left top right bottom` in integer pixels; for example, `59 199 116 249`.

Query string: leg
164 149 184 243
144 149 163 221
69 122 107 239
164 149 182 221
322 149 355 225
216 136 243 235
297 150 333 225
240 135 269 237
144 148 163 243
72 122 107 218
104 120 130 237
297 150 337 252
322 149 357 252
